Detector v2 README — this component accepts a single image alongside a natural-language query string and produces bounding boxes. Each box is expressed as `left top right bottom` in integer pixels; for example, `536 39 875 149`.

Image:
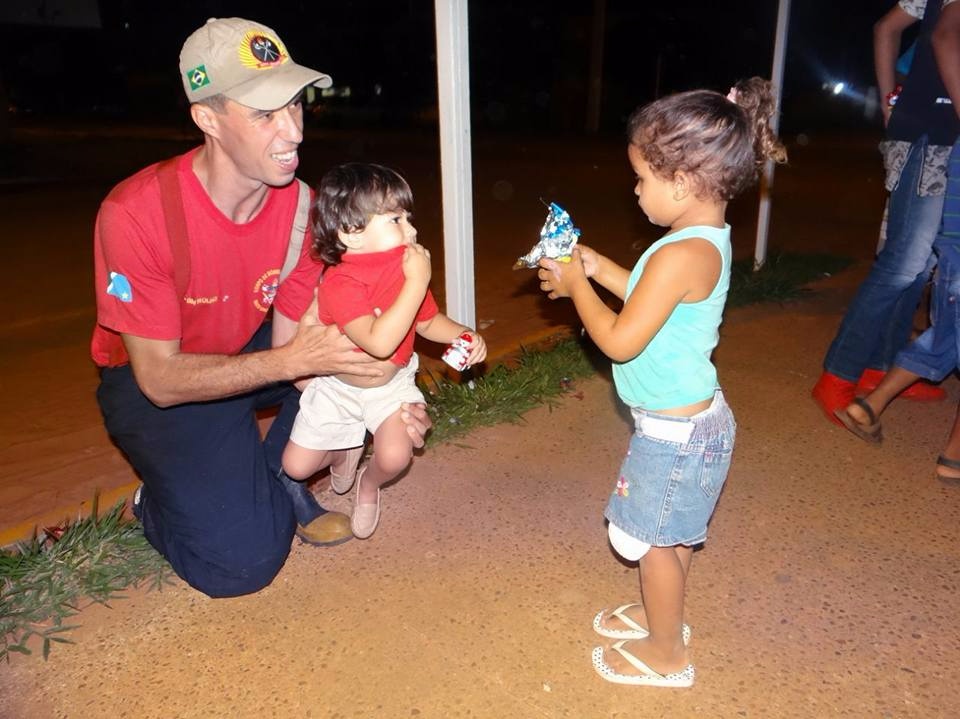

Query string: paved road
5 269 960 716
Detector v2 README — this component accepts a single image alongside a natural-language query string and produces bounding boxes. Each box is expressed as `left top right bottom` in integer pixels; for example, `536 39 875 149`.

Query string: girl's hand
576 244 600 278
402 243 432 287
537 248 588 299
461 330 487 366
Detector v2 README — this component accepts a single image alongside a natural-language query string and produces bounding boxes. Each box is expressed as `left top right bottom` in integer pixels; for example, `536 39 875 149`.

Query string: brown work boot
295 511 353 546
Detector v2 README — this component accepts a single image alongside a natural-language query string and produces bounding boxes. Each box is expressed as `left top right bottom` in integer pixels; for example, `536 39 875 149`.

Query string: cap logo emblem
186 65 210 91
238 31 289 70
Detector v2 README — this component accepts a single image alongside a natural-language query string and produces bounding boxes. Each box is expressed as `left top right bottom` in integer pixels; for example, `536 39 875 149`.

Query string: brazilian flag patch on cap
186 65 210 92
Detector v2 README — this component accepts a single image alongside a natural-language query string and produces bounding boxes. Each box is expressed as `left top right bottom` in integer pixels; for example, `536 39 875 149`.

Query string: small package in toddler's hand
513 202 581 269
442 332 473 371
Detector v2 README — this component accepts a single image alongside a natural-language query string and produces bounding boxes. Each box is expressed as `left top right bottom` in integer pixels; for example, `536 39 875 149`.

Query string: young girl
538 78 786 687
282 163 486 539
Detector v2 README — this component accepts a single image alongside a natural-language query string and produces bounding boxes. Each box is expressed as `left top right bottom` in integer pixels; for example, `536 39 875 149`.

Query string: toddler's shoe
330 445 365 494
811 371 856 427
350 465 380 539
856 368 946 402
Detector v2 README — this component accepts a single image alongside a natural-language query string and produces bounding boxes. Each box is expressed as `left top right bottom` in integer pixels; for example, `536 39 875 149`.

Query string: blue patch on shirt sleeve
106 272 133 303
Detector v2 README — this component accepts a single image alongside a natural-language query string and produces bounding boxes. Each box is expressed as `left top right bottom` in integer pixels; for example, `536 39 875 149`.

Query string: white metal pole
434 0 476 328
754 0 791 271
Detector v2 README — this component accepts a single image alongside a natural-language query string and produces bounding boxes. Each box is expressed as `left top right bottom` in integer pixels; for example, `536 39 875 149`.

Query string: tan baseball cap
179 17 332 111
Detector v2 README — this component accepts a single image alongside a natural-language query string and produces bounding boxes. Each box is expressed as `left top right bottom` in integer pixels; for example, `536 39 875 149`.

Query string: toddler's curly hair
311 163 414 265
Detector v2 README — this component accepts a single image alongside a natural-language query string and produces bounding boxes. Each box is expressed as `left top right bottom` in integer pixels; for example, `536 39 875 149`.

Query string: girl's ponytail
729 77 788 166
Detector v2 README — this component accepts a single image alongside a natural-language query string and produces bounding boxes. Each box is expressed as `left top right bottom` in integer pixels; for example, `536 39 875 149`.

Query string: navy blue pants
96 324 304 597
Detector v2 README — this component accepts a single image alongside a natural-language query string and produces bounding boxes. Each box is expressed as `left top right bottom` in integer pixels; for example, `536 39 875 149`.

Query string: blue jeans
896 140 960 381
96 323 314 598
823 138 941 382
895 246 960 381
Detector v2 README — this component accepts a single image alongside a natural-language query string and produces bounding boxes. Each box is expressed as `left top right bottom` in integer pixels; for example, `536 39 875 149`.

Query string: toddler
283 163 486 538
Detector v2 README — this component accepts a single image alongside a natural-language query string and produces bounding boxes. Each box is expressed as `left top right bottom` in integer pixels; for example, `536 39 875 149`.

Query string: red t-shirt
317 246 439 366
90 148 321 367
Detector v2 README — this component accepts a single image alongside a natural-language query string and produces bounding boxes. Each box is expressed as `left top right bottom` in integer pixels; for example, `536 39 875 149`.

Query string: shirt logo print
106 272 133 302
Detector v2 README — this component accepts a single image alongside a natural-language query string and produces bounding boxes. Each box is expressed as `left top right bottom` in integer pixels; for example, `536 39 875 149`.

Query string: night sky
0 0 895 134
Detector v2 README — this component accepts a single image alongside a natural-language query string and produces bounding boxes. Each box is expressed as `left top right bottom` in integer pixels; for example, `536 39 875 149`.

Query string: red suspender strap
155 161 308 301
155 157 191 301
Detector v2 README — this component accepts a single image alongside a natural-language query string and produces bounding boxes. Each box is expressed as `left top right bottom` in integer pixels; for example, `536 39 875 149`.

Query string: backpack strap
281 179 310 281
156 158 191 301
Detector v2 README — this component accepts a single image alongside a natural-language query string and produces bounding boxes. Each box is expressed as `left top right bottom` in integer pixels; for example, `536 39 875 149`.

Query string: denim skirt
604 391 735 547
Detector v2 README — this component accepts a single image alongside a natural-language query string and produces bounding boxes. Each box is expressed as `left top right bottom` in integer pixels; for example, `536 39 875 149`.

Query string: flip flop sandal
935 455 960 486
592 604 691 645
592 641 695 687
833 397 882 444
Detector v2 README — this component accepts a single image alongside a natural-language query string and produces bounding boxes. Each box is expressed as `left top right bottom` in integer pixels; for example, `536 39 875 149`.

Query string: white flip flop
592 604 691 645
592 641 695 687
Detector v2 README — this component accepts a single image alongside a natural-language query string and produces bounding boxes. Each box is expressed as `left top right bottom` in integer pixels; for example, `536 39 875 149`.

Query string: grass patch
420 336 598 446
1 497 170 662
1 250 849 660
729 251 854 307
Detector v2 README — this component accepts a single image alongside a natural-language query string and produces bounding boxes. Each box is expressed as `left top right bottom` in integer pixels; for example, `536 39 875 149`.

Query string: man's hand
400 402 432 448
283 292 384 380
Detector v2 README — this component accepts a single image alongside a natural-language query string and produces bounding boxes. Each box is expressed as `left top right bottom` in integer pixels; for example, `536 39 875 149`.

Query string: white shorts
289 354 426 450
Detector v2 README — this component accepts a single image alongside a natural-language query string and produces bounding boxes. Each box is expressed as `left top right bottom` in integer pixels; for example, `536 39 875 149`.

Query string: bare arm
874 5 919 125
538 242 720 363
579 245 632 300
124 334 292 407
934 1 960 120
127 294 382 407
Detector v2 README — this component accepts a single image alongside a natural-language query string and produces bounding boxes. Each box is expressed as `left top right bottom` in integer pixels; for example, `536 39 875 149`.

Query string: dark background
0 0 903 136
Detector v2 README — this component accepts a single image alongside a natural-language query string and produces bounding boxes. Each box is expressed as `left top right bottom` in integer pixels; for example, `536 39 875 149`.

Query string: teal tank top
611 224 731 410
